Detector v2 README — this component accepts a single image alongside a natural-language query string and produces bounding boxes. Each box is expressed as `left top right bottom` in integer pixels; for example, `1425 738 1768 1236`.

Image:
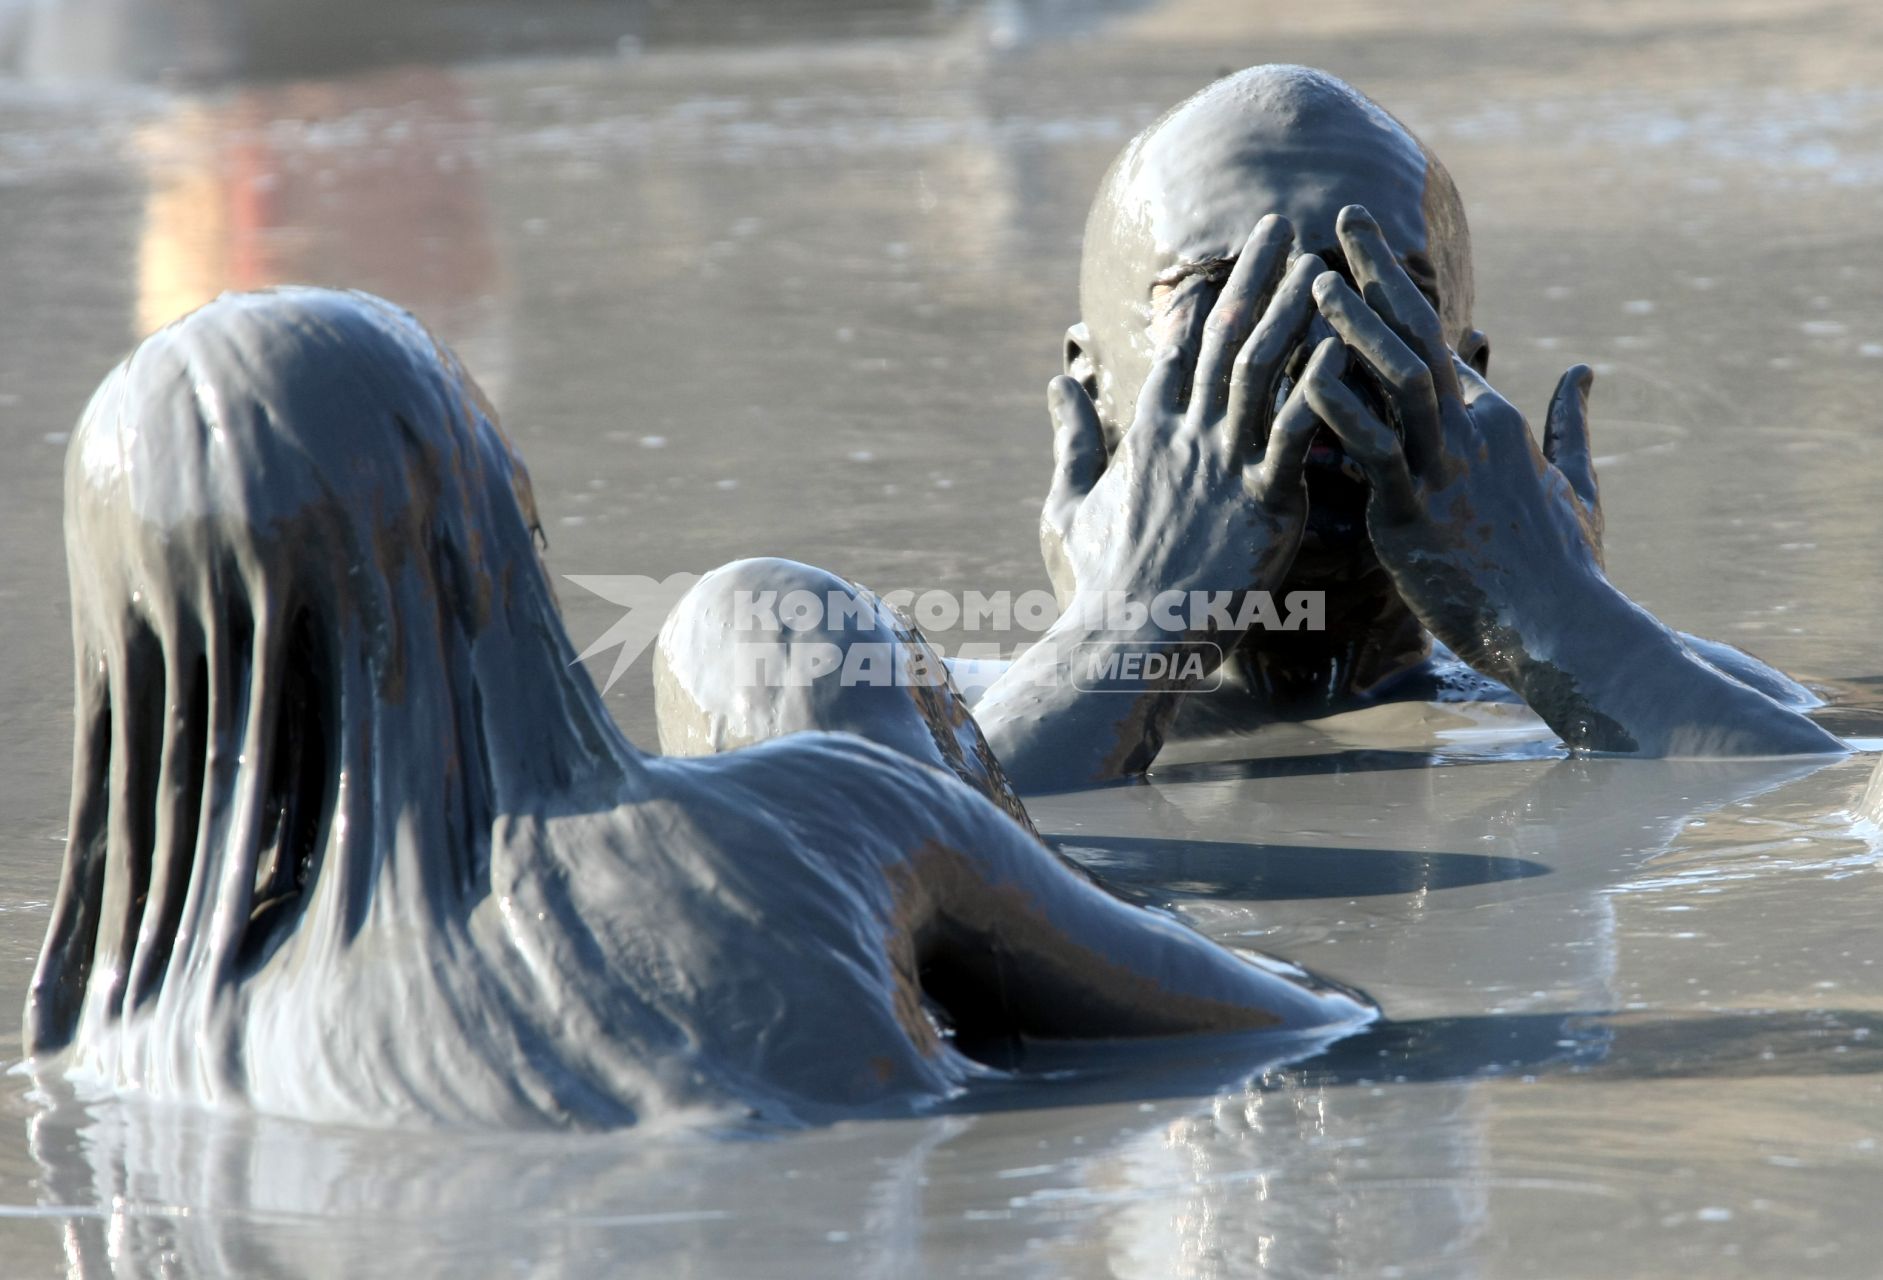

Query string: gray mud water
2 0 1882 1275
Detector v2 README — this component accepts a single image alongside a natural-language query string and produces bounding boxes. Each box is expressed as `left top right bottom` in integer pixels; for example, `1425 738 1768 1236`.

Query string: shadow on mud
957 1006 1883 1115
1055 833 1551 903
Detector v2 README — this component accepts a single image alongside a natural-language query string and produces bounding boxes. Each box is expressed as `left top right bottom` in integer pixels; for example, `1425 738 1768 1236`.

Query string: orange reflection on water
133 67 501 343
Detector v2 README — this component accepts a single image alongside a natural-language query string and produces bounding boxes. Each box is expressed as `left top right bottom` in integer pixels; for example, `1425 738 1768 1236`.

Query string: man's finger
1249 378 1319 498
1544 364 1599 508
1544 363 1604 561
1225 252 1323 462
1045 375 1107 527
1312 271 1445 479
1335 204 1461 402
1138 280 1213 423
1298 337 1420 520
1446 353 1499 406
1196 215 1294 418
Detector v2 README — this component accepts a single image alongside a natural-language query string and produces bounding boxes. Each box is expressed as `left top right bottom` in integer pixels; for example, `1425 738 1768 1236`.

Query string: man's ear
1064 322 1100 401
1458 327 1491 375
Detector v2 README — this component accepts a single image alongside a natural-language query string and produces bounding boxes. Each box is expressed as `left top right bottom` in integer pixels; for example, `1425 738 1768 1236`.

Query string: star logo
563 572 703 694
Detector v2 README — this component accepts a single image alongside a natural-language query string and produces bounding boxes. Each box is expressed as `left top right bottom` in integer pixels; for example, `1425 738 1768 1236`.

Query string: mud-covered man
958 64 1841 787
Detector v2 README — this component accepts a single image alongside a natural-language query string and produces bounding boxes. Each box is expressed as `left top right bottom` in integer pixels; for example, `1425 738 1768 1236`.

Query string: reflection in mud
132 68 508 391
25 1005 1880 1279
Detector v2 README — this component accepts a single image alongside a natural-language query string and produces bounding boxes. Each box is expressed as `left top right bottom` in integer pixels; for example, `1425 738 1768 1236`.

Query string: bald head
1069 65 1478 438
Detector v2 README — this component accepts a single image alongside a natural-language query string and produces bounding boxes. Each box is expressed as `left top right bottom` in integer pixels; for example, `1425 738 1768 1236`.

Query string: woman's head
31 288 625 1071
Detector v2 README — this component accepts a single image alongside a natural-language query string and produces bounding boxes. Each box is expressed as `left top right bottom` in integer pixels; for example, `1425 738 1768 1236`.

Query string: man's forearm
1498 578 1843 757
974 596 1230 791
